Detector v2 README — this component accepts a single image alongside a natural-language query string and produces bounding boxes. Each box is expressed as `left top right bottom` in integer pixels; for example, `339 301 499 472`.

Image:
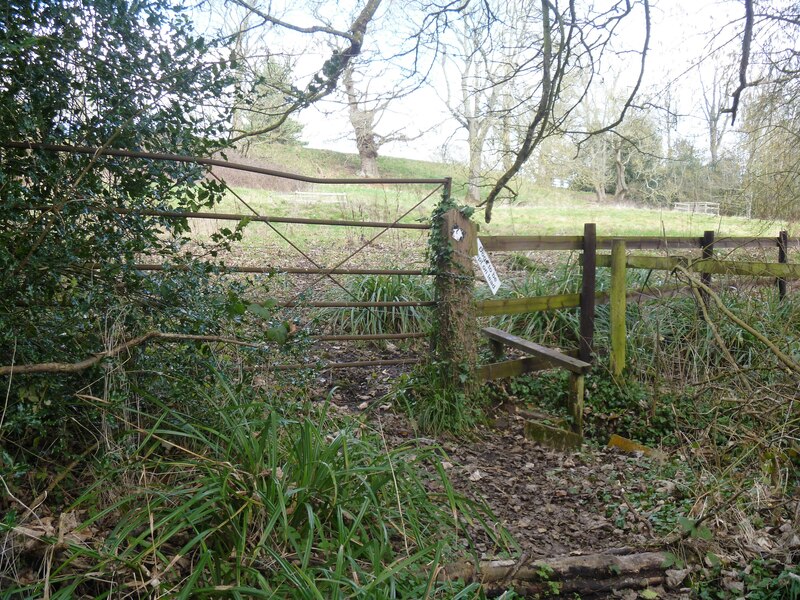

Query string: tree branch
228 0 383 143
228 0 358 41
0 332 269 376
721 0 754 124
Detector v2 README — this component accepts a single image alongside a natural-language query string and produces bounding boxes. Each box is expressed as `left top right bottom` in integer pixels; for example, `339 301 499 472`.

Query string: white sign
474 239 501 295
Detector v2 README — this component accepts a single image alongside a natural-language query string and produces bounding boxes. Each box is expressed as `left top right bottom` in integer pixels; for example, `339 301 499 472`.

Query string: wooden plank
476 293 581 316
475 285 696 317
480 234 799 253
696 260 800 278
579 223 597 363
714 237 781 249
478 356 555 381
596 236 699 250
523 420 583 450
479 236 583 251
594 255 800 278
480 327 590 373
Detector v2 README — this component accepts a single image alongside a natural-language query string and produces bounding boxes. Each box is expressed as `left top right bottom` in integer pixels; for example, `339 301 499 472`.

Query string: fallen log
440 551 671 598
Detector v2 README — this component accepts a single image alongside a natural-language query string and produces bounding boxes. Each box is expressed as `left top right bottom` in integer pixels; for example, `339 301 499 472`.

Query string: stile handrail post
579 223 597 364
434 208 478 390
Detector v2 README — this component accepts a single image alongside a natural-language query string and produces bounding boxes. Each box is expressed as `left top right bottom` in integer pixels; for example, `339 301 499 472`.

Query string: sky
201 0 749 163
294 0 747 163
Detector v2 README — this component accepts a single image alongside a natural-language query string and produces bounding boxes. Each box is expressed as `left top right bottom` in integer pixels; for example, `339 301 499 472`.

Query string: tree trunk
594 184 607 203
440 551 674 598
343 65 381 178
467 120 482 203
359 151 380 178
614 143 629 203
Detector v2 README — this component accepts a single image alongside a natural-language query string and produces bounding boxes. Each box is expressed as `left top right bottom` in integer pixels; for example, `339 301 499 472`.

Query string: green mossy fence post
610 238 627 379
700 230 715 312
778 230 788 300
432 204 478 393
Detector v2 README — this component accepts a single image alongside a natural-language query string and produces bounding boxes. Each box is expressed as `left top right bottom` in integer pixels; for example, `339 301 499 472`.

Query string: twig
676 266 800 376
687 279 753 393
0 339 15 431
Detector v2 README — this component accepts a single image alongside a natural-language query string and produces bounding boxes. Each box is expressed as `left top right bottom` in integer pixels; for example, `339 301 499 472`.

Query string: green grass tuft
1 378 510 597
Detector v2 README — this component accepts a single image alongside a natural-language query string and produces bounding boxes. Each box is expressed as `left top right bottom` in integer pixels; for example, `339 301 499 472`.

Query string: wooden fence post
568 373 585 435
700 230 715 310
434 208 478 390
778 230 788 300
579 223 597 364
610 239 626 379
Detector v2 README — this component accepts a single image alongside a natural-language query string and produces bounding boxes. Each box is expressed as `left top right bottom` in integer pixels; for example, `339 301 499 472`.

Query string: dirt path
322 366 660 561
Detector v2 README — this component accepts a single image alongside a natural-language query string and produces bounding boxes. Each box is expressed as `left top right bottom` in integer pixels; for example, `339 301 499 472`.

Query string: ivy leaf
266 323 289 344
226 292 247 316
677 516 694 533
247 303 272 319
695 525 713 541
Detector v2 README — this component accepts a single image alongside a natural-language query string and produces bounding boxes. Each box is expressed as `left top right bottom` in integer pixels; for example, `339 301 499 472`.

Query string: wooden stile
481 327 590 374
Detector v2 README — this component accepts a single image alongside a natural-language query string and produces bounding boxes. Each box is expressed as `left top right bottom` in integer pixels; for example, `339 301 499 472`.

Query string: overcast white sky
196 0 746 162
291 0 746 163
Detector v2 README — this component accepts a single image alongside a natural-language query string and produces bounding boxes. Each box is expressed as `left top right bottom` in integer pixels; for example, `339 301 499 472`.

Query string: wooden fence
9 143 798 393
466 226 799 380
673 201 720 215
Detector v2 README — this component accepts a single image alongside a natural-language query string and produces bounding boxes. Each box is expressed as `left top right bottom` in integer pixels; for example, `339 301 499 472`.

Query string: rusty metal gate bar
3 142 452 189
4 142 445 371
112 207 432 230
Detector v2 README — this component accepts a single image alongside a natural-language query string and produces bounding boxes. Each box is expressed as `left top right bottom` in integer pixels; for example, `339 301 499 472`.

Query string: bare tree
478 0 651 222
203 0 649 221
216 0 384 144
700 64 732 166
440 9 504 203
341 63 426 177
438 0 541 204
712 0 800 218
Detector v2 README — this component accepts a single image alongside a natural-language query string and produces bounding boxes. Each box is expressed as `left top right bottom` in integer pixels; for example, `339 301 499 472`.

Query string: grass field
212 145 790 239
189 145 793 281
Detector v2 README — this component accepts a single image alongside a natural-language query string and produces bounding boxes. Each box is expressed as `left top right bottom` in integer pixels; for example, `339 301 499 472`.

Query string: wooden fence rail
479 235 800 252
474 225 796 387
591 255 800 278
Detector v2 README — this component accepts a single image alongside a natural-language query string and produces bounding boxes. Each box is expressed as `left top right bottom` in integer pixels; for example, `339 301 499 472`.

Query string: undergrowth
0 376 508 597
326 274 434 336
391 361 488 435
